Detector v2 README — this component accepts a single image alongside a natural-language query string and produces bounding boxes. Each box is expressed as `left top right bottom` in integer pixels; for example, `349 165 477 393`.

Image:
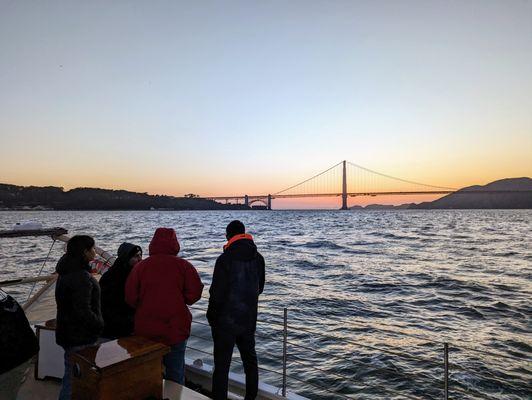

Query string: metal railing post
282 307 288 397
444 343 449 400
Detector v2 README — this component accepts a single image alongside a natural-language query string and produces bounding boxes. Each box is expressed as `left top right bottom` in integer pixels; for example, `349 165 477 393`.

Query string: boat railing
188 304 530 400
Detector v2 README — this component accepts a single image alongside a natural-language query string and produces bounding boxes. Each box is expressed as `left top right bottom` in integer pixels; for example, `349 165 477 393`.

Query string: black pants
211 328 258 400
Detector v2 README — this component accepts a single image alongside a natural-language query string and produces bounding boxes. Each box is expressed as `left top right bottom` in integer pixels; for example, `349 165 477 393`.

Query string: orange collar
224 233 253 250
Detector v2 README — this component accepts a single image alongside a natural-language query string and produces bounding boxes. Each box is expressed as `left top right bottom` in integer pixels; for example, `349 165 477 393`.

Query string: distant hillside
0 183 248 211
414 177 532 209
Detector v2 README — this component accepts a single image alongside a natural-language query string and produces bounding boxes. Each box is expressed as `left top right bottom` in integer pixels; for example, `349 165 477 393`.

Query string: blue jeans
163 340 187 385
58 344 90 400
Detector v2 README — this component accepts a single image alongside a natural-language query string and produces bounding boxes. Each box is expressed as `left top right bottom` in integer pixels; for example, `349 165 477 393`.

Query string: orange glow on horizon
0 161 529 210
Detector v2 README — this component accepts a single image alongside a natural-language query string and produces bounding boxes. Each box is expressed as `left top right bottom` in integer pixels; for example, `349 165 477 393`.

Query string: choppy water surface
1 210 531 399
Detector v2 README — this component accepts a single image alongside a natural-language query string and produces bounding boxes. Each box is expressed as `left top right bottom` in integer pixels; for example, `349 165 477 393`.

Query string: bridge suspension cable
274 161 343 196
346 161 456 192
273 160 455 198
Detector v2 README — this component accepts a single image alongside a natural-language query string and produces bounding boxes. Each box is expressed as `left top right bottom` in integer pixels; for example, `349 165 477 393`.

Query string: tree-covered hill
0 184 248 210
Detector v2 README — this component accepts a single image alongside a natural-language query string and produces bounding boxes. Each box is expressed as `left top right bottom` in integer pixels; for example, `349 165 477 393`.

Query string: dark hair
226 220 245 239
66 235 95 260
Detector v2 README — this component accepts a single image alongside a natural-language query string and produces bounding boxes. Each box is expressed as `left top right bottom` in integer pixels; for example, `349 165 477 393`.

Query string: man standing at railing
208 220 266 400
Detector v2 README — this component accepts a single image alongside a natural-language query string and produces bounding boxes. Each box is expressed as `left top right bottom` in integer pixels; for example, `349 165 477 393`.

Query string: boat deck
18 363 210 400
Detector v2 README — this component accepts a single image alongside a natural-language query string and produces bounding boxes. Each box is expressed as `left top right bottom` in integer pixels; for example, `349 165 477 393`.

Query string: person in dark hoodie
207 220 265 400
0 288 39 400
125 228 203 385
99 242 142 339
55 235 104 400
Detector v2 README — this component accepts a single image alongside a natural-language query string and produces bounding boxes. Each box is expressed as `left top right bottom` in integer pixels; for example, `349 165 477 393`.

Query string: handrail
287 322 436 365
288 357 422 400
287 340 438 385
283 310 445 344
257 318 286 330
188 340 421 400
285 374 355 400
27 238 57 300
452 343 532 363
449 383 492 399
190 321 434 398
187 344 363 400
192 303 287 329
191 320 210 328
189 332 285 362
288 355 361 385
190 319 285 338
286 319 530 365
187 344 285 378
189 333 213 342
187 304 530 399
22 275 57 311
188 304 529 397
202 293 498 352
189 308 437 399
189 314 423 399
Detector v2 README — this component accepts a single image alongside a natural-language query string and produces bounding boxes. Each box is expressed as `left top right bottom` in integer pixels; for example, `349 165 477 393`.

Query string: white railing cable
27 238 56 301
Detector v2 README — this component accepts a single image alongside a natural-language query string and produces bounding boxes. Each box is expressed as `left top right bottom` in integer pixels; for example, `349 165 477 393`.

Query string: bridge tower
244 195 249 207
267 194 272 210
341 160 348 210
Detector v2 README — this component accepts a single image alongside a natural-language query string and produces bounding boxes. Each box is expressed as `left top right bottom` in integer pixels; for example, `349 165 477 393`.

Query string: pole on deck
444 342 449 400
282 307 288 396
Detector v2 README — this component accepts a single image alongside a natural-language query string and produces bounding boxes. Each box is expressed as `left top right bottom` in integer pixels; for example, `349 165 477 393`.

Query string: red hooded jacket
125 228 203 345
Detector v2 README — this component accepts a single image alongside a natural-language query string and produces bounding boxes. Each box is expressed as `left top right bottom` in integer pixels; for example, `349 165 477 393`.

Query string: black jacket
207 238 265 334
0 294 39 374
99 253 137 339
55 254 104 348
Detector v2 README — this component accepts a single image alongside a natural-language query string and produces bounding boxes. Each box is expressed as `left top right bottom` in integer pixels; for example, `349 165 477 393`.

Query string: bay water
0 210 530 399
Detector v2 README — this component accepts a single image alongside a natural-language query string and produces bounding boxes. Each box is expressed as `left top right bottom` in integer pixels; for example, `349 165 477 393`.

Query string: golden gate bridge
203 160 457 209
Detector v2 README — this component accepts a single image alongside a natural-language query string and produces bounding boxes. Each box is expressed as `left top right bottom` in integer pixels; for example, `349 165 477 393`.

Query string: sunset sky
1 1 531 209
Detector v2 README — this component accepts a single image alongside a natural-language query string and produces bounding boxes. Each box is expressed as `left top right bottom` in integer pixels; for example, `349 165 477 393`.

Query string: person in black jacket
55 235 103 400
0 290 39 400
100 242 142 339
207 220 265 400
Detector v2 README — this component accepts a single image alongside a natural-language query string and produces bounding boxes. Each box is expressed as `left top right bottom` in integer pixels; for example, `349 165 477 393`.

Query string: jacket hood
224 238 258 261
148 228 180 256
117 242 142 260
55 254 90 275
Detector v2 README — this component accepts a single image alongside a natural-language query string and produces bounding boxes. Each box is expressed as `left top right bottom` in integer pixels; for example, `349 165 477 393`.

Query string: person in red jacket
125 228 203 384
